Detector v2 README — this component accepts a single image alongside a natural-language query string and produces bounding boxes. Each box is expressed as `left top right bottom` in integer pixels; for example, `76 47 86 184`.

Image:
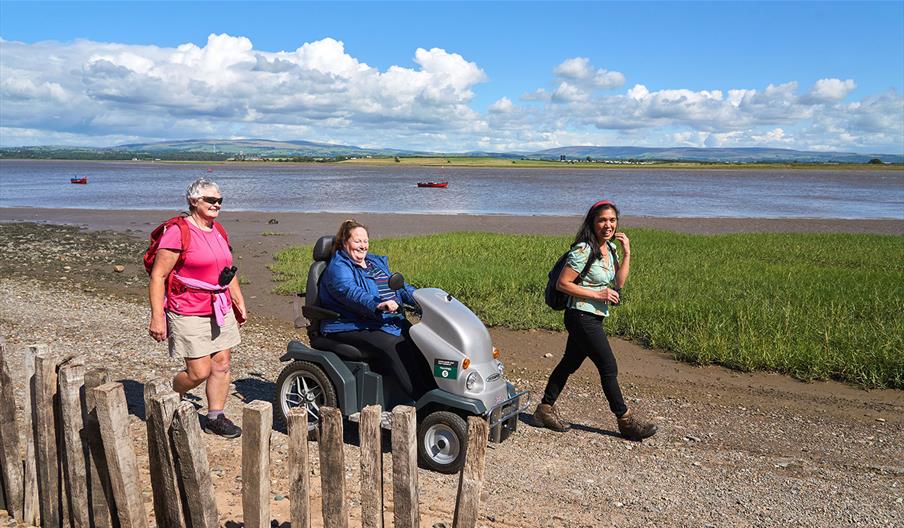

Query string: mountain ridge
1 139 901 163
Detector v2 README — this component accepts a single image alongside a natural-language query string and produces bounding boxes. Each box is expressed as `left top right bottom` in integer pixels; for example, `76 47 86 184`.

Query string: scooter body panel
409 288 511 414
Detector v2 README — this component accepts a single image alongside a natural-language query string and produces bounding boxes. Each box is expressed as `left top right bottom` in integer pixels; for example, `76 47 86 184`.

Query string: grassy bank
271 231 904 389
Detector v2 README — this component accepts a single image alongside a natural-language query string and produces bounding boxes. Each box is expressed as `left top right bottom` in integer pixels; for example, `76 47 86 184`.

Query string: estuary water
1 160 902 219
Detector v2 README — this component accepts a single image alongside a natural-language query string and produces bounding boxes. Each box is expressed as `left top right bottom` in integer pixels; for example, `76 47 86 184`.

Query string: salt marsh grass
272 231 904 388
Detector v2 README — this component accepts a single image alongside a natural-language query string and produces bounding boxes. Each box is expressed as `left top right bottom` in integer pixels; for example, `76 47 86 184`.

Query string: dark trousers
541 308 628 417
330 326 428 398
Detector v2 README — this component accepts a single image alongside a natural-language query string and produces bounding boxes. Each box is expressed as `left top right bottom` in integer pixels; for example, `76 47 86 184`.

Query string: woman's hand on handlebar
377 300 400 313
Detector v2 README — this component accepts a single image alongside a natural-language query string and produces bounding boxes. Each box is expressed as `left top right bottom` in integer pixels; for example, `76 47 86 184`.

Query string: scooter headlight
466 371 483 392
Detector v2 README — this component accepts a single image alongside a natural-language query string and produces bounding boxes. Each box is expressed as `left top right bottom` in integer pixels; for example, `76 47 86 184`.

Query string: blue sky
1 1 902 153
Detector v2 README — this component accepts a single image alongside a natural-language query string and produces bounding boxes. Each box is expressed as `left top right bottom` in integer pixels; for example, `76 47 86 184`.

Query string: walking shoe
203 414 242 439
617 409 657 441
532 403 570 432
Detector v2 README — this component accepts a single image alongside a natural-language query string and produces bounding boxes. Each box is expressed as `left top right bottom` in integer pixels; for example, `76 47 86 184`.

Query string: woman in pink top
148 178 247 438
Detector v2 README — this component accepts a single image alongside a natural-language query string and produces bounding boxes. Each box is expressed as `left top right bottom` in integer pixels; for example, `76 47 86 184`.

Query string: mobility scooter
275 235 528 473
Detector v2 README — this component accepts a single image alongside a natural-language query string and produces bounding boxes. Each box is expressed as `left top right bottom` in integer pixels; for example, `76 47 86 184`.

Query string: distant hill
1 139 901 163
533 146 904 164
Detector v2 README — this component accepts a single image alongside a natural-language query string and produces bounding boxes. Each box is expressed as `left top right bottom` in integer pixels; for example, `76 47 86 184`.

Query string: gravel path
2 282 902 527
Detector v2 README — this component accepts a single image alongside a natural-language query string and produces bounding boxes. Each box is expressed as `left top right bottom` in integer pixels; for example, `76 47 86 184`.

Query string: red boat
417 181 448 188
70 177 88 184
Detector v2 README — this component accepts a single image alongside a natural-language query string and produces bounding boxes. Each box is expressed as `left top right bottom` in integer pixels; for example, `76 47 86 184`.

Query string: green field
271 231 904 389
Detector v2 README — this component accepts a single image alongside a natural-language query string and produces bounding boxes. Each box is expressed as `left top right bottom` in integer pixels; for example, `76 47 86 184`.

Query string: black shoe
203 414 242 438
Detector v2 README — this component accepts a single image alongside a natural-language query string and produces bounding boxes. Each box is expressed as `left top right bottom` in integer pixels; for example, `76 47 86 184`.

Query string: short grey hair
185 178 220 210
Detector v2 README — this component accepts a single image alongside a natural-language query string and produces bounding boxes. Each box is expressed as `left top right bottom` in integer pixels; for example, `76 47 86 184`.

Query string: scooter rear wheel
275 361 338 438
417 410 468 474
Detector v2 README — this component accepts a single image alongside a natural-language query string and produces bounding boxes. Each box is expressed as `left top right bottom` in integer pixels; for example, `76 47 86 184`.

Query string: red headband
590 199 616 211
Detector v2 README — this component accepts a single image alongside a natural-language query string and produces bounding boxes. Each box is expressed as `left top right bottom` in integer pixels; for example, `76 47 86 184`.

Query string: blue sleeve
324 260 382 320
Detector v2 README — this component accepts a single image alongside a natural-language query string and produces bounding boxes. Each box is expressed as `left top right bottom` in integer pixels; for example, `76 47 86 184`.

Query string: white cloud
489 97 514 113
0 35 900 154
806 78 856 103
554 57 625 89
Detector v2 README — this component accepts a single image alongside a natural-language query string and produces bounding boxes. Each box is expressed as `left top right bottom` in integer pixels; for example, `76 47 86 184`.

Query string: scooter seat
310 335 376 361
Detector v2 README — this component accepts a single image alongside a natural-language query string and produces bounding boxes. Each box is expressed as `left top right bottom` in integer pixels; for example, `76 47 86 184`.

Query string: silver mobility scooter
275 236 528 473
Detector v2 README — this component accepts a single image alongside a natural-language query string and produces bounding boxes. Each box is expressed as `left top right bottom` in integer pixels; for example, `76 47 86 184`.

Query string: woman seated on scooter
318 219 428 399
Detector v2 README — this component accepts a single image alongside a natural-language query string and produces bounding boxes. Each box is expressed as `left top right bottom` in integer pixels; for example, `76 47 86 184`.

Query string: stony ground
1 222 902 527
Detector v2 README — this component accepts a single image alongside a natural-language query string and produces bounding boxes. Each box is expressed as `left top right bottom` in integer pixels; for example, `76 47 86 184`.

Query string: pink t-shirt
158 221 233 316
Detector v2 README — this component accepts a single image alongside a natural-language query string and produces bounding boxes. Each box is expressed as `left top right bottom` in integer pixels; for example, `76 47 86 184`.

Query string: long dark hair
572 200 620 262
332 219 368 254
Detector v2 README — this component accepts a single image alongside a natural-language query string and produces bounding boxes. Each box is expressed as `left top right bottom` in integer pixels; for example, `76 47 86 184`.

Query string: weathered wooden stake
143 378 174 527
147 392 186 528
22 345 44 526
58 361 90 528
242 400 272 528
318 406 348 528
84 368 115 527
0 338 24 522
359 405 383 528
391 405 419 528
452 417 489 528
94 382 149 528
33 351 62 527
287 408 311 528
171 401 218 528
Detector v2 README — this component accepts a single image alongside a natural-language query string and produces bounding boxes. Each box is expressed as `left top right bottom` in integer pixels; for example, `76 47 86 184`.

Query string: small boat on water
70 177 88 184
417 181 448 188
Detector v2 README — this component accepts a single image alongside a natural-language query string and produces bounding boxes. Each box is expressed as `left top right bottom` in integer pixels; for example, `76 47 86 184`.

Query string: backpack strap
166 217 191 297
212 221 232 252
606 240 619 272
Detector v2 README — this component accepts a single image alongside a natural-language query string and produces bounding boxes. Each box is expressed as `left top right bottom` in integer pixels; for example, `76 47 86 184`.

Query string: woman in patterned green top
533 200 657 441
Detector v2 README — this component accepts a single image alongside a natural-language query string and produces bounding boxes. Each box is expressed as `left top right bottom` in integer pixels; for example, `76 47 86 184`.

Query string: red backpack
143 216 230 290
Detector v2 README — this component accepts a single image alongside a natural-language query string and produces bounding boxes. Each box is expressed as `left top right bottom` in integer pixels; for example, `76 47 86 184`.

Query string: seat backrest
304 235 335 336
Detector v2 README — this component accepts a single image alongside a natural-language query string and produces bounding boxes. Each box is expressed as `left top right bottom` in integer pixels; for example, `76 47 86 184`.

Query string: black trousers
329 325 429 398
541 308 628 417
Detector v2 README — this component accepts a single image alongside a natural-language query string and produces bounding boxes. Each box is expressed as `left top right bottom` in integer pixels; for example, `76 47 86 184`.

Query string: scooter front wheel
417 410 468 474
275 361 338 438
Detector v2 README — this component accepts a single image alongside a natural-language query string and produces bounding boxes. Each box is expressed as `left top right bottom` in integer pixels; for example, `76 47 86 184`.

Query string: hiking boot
617 409 657 441
533 403 570 432
203 414 242 439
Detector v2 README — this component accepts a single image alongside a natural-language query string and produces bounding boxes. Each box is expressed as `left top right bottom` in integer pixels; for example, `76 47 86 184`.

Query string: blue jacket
318 249 417 336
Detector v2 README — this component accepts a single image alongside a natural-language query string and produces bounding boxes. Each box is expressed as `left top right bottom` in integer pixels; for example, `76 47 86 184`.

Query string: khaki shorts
167 310 241 359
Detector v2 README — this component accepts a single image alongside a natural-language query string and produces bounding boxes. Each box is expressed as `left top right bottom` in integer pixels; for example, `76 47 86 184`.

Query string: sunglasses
199 196 223 205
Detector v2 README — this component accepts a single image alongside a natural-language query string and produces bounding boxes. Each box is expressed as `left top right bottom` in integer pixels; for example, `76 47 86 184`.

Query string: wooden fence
0 339 490 527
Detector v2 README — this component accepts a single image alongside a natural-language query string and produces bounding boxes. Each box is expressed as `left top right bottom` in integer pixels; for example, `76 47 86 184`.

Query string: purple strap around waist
173 274 230 327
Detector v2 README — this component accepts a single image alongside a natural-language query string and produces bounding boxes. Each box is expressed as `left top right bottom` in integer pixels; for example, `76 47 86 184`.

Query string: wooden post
287 408 310 528
21 345 44 526
147 392 185 528
359 405 383 528
171 401 218 528
391 406 419 528
242 400 272 528
33 351 62 527
0 338 24 522
58 361 90 528
318 406 347 528
143 378 174 527
452 417 489 528
84 368 115 527
94 382 149 528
